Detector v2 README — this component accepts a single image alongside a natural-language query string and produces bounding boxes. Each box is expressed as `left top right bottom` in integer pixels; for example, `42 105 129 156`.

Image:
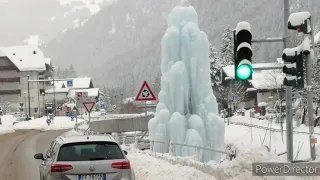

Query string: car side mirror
34 153 45 160
123 150 128 155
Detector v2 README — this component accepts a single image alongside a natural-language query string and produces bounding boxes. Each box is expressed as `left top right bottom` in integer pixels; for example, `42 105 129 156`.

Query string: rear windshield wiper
89 157 108 161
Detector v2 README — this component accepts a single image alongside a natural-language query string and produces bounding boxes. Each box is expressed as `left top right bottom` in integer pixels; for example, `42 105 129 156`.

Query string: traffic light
288 12 311 34
282 49 304 88
234 21 253 80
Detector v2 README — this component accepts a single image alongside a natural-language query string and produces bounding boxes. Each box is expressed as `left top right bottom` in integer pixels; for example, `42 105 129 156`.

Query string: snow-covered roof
0 45 46 71
44 58 51 65
222 62 283 78
68 88 99 98
251 69 284 90
56 77 92 89
123 97 135 104
223 63 284 90
45 77 93 94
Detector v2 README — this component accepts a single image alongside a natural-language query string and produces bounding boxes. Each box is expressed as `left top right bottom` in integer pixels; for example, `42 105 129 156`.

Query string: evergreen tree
102 86 112 110
219 26 234 67
209 43 221 88
209 42 228 106
68 64 77 78
55 67 62 79
312 47 320 100
153 72 161 96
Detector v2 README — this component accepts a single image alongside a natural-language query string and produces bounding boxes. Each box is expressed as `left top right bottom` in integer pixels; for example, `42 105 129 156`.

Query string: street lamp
42 92 45 117
23 92 27 115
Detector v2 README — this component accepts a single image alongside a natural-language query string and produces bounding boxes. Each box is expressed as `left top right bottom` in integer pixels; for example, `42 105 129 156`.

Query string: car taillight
111 161 131 169
51 164 73 172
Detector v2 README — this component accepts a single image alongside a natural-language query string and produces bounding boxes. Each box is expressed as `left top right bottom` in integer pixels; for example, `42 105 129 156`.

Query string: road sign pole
88 112 91 130
145 101 147 116
75 110 78 131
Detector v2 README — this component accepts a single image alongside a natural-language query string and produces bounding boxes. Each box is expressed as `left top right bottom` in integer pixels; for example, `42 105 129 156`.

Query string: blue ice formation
148 6 225 163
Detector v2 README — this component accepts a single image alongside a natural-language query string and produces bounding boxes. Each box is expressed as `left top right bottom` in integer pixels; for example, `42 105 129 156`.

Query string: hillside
0 0 112 46
42 0 320 92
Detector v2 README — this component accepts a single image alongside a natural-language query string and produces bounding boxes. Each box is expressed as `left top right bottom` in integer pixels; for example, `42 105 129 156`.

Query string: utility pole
283 0 293 162
27 75 31 118
52 67 56 116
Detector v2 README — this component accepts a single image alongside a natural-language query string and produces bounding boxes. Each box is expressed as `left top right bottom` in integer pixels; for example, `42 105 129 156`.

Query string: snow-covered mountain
42 0 320 89
0 0 113 46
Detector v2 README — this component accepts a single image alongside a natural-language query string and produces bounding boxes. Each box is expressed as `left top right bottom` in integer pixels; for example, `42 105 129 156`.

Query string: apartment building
0 45 52 115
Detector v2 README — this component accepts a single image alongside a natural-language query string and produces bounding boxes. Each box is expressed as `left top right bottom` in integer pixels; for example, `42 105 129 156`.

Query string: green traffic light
236 64 253 80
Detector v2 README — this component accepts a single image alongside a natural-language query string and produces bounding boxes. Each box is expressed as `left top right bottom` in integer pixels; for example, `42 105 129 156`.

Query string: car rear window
57 141 124 161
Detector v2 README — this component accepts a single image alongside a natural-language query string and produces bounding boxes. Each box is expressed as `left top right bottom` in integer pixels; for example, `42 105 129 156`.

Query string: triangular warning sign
83 102 95 113
61 83 66 88
135 81 156 101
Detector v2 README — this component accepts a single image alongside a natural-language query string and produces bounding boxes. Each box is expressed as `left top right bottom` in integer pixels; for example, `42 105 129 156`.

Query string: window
57 141 124 161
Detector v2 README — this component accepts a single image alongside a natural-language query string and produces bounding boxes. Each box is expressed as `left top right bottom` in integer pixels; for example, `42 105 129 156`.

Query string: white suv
34 135 135 180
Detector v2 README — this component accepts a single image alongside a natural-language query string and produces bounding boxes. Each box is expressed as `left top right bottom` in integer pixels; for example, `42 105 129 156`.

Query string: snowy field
0 115 83 135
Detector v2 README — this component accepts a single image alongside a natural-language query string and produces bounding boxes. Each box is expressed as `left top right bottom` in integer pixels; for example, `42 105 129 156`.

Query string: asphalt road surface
0 130 68 180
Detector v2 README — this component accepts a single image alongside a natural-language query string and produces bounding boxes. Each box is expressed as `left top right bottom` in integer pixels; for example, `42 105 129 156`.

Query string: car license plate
79 174 106 180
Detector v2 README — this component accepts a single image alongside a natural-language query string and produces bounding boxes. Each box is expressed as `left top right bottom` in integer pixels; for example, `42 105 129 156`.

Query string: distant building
0 45 52 114
221 62 285 109
45 77 99 115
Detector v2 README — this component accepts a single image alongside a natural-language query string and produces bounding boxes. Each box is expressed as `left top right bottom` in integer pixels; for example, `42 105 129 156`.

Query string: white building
45 77 96 103
0 45 52 115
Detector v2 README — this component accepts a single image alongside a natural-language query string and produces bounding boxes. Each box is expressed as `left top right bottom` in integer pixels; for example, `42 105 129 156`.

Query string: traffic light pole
283 0 294 162
306 50 316 160
307 17 316 160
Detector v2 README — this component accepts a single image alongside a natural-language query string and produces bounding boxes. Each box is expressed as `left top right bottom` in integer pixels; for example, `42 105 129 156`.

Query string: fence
140 139 236 161
73 118 236 162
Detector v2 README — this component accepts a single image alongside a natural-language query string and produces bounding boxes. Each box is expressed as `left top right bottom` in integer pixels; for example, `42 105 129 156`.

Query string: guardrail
144 139 236 161
229 121 320 135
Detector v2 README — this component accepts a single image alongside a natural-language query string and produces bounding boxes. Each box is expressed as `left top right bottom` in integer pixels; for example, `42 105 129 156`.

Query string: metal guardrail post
169 141 173 156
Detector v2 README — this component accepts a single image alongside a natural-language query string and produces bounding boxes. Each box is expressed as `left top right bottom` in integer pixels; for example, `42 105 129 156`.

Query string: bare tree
0 100 11 115
263 68 283 100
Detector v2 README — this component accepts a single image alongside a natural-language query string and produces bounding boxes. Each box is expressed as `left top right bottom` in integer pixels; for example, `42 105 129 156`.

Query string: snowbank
13 116 83 131
125 144 285 180
127 150 218 180
0 115 17 135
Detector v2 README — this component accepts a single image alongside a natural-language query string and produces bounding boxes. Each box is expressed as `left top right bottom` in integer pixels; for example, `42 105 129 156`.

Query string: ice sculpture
148 6 225 163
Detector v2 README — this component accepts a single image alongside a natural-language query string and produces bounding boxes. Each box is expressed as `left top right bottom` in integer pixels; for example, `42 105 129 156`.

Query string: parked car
34 135 135 180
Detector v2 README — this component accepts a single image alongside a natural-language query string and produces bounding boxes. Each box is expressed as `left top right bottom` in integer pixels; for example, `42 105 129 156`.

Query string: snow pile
126 144 284 180
149 6 224 163
218 146 281 179
127 150 218 180
13 116 83 131
0 115 16 135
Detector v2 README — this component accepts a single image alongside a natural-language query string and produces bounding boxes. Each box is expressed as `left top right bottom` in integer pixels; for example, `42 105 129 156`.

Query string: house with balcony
221 61 285 109
0 45 52 115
